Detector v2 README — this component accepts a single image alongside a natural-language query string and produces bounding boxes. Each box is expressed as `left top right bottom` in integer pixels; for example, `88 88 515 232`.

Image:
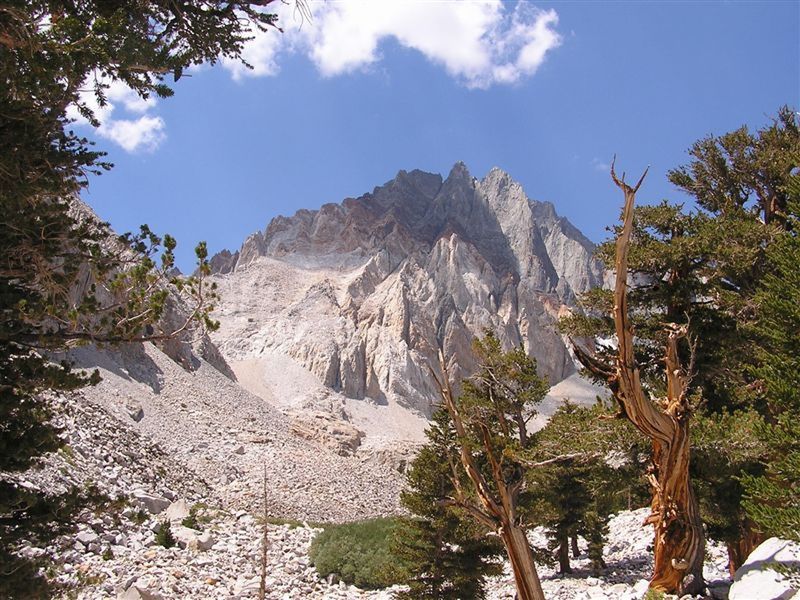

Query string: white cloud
224 0 562 88
98 115 166 153
67 76 165 153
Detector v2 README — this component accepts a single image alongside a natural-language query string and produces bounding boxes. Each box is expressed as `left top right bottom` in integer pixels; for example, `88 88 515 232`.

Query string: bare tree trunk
574 159 706 595
571 533 580 559
500 524 546 600
647 426 705 593
726 520 763 576
259 464 269 600
556 530 572 574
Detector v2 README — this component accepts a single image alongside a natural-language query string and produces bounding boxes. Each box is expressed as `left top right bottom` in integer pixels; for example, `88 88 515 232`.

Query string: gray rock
133 491 170 515
117 585 165 600
209 163 603 415
76 530 99 545
164 499 190 523
172 525 214 551
729 537 800 600
290 413 364 456
127 403 144 422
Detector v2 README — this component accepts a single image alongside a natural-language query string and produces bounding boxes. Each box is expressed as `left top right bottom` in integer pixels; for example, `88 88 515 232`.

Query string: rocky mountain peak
208 164 604 414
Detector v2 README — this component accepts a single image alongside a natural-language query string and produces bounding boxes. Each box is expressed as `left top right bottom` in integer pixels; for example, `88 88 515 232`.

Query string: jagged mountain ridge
209 163 604 414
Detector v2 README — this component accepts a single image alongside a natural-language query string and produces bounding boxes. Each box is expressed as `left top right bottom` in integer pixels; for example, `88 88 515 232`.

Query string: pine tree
563 108 800 577
429 332 550 600
525 403 649 575
1 2 288 594
393 411 502 599
741 179 800 541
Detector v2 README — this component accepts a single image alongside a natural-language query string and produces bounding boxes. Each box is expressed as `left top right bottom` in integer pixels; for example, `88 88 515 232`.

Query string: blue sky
76 0 800 273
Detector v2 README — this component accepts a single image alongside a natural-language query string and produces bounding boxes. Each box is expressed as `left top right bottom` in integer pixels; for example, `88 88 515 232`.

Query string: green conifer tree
563 107 799 574
741 178 800 541
524 403 649 575
393 410 502 600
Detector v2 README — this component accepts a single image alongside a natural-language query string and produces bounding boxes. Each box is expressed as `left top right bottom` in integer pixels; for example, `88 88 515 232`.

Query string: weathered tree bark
431 355 547 600
571 534 580 559
501 524 547 600
575 159 706 595
726 520 764 575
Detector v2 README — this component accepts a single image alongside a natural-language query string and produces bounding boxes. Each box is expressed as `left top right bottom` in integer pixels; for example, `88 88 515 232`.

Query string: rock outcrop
210 163 603 414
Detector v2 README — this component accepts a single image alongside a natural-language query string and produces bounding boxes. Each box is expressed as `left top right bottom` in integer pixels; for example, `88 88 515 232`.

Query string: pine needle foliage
1 1 287 594
393 409 503 600
741 180 800 540
525 402 649 575
562 107 799 572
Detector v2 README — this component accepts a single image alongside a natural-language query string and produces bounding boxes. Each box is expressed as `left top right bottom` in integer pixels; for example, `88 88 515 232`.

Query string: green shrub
156 520 176 549
309 517 407 589
181 507 199 530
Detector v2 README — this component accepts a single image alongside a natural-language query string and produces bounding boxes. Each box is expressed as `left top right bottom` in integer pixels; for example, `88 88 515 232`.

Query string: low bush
309 517 407 589
156 520 176 548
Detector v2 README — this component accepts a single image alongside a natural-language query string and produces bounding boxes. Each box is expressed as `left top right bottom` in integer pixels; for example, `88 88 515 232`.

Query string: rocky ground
3 340 737 599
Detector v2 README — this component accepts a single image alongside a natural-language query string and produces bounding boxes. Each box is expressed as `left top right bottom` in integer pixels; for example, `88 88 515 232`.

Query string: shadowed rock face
210 163 603 414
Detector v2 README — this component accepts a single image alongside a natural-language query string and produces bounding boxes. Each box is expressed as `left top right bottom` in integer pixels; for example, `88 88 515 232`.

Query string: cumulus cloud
225 0 562 88
67 78 166 153
97 115 166 153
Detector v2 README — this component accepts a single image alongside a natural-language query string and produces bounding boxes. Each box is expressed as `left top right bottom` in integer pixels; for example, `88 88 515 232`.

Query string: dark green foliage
392 516 503 600
582 510 609 575
668 106 799 226
2 0 281 217
2 2 278 592
1 0 280 476
563 107 800 569
691 411 767 545
181 507 199 530
309 518 406 590
742 183 800 540
392 409 502 599
525 403 649 575
156 520 176 549
403 332 552 598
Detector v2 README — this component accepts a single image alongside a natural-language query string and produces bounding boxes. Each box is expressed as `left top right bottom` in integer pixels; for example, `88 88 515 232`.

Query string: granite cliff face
210 163 603 414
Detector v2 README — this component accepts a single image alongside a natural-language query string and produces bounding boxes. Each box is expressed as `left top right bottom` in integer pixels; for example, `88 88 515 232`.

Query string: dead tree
573 159 705 595
430 353 546 600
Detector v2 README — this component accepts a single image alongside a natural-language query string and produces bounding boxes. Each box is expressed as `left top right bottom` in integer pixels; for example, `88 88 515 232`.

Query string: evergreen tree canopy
393 409 502 600
742 179 800 540
525 402 649 575
2 0 281 210
429 332 551 600
1 2 287 593
562 107 799 574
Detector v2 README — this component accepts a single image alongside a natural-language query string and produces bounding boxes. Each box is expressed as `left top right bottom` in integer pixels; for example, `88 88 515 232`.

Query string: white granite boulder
729 537 800 600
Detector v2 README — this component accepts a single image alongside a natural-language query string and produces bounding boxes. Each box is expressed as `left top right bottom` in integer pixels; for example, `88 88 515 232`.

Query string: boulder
172 525 214 551
729 537 800 600
290 412 364 456
76 530 99 546
164 499 190 523
117 584 164 600
126 403 144 422
133 491 170 515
